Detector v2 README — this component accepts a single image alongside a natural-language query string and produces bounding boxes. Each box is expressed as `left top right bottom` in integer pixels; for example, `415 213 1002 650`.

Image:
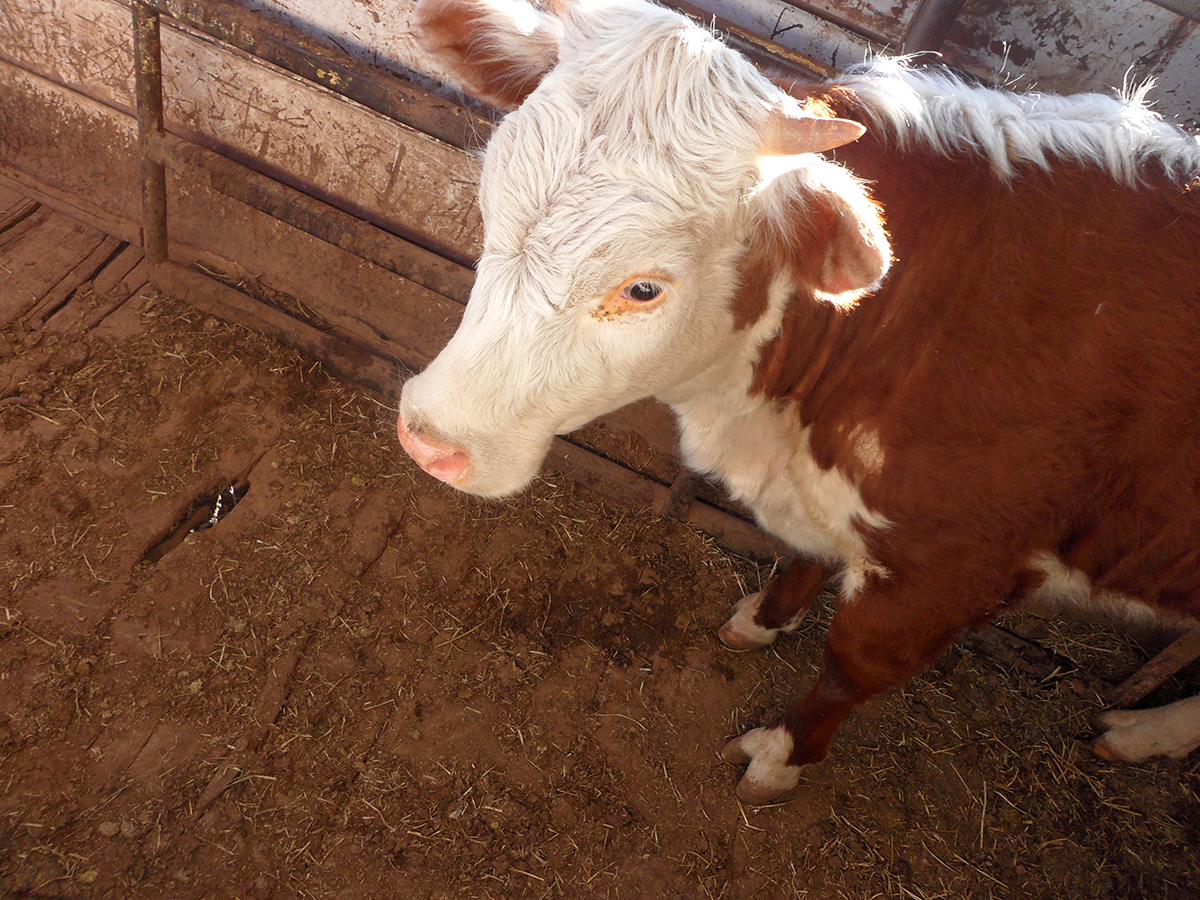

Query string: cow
397 0 1200 803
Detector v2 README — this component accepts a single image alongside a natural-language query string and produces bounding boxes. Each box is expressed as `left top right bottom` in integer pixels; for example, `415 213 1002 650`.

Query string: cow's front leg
719 559 831 650
724 577 979 804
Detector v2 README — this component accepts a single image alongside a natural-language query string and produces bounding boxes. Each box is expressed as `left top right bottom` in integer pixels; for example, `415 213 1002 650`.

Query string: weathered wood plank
0 63 143 234
153 132 474 304
24 235 123 326
162 172 466 373
0 206 107 327
151 0 495 150
0 182 26 210
0 198 39 235
0 200 45 250
0 168 138 248
1110 627 1200 707
0 0 136 113
213 0 485 97
0 185 37 230
92 243 145 296
159 24 484 263
698 0 898 45
45 253 151 335
152 260 406 397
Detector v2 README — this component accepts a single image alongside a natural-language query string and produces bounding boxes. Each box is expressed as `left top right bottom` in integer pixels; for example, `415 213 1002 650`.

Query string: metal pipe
132 2 169 264
1146 0 1200 21
903 0 969 53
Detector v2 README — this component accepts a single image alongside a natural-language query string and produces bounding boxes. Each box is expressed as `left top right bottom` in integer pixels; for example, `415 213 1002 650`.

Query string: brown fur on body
743 86 1200 636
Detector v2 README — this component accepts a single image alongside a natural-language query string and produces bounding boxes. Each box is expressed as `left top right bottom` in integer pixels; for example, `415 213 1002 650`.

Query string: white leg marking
718 591 810 651
719 592 777 650
1093 694 1200 762
721 725 801 804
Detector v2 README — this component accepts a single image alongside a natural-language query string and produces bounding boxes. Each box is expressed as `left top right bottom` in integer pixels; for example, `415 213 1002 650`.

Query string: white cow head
398 0 890 497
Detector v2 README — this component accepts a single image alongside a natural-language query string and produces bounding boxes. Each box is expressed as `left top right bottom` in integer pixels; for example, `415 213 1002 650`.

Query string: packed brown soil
2 285 1198 899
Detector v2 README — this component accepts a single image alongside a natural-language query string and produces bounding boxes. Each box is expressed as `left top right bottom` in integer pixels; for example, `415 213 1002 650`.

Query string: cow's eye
595 275 674 320
623 281 664 303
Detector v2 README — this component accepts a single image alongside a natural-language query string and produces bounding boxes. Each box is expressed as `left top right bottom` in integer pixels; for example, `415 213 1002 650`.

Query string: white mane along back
841 59 1200 186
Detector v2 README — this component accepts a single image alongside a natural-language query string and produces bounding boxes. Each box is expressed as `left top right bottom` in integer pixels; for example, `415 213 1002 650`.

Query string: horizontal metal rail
148 132 473 305
1148 0 1200 21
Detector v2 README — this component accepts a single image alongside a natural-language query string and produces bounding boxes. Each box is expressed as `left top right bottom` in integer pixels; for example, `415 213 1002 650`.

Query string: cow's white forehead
476 1 777 304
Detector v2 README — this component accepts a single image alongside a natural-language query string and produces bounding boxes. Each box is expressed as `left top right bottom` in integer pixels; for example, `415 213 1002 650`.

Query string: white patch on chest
672 384 888 586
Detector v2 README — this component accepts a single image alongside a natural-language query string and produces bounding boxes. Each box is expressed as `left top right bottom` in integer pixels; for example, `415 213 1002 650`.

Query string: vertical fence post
132 2 169 264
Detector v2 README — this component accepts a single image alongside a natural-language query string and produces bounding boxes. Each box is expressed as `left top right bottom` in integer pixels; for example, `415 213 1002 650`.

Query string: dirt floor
2 207 1199 899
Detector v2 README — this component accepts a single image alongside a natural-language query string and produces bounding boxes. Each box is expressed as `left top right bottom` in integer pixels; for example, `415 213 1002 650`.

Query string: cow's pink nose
397 416 470 485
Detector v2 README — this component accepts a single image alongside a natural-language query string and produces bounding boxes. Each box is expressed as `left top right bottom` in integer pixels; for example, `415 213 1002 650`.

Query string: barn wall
0 0 483 260
0 59 465 361
708 0 1197 128
237 0 1198 127
2 0 1194 240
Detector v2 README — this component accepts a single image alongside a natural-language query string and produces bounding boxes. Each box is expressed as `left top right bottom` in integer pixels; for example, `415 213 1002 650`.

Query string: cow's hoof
718 592 780 650
722 726 800 805
1092 696 1200 762
1093 708 1159 762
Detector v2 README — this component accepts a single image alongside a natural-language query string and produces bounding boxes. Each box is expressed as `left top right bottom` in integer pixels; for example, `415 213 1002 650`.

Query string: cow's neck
660 288 886 575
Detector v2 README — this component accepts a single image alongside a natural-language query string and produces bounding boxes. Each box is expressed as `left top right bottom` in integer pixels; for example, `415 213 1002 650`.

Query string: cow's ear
414 0 563 110
751 159 891 308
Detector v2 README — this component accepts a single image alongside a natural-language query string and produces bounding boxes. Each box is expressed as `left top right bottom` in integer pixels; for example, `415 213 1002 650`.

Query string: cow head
399 0 890 497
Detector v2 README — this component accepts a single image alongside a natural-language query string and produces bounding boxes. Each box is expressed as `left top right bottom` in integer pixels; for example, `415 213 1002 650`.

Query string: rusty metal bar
132 2 168 265
903 0 968 53
668 2 839 78
1147 0 1200 21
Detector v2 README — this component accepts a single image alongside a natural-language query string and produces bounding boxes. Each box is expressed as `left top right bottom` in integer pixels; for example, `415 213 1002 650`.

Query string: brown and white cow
398 0 1200 803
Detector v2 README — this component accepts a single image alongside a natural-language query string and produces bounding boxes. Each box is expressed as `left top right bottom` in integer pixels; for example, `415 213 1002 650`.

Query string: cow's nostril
424 451 469 483
398 415 471 486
